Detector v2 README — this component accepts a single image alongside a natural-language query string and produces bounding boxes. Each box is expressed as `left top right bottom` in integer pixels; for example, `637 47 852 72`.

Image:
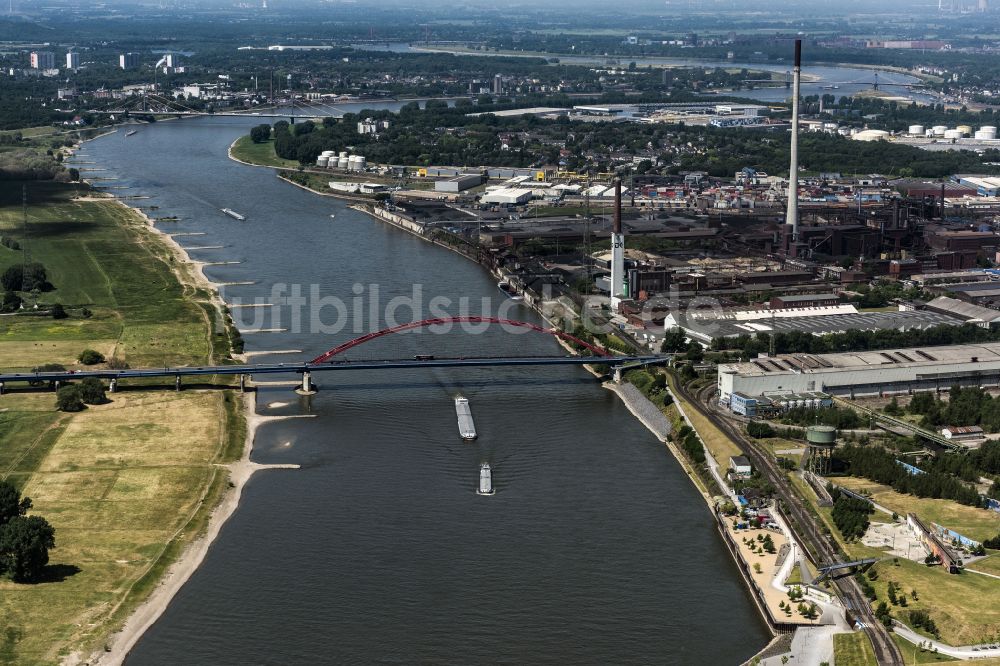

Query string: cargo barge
478 463 494 495
455 396 477 440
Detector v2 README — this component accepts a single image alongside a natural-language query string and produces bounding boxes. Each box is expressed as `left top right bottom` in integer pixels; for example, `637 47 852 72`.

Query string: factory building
480 188 534 205
435 174 483 193
664 304 963 346
718 342 1000 401
925 296 1000 326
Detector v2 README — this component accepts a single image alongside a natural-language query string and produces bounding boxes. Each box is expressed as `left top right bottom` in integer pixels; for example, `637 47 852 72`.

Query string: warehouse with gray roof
718 342 1000 401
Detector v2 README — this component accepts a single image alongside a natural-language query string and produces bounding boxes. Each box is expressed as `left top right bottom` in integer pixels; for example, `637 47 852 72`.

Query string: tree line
836 443 984 507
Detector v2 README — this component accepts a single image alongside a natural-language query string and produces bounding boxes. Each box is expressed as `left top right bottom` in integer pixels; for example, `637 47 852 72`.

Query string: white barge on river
455 396 477 440
478 463 494 495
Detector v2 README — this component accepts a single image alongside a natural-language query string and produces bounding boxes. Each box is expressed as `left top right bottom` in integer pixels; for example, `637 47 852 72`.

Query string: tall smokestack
785 39 802 243
610 179 625 309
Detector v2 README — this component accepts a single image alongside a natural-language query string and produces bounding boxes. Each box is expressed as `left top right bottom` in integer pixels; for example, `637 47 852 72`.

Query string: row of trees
836 444 983 507
779 405 863 429
0 481 56 583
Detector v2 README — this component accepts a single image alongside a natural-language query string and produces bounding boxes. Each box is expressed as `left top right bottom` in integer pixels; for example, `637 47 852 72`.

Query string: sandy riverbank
90 393 302 665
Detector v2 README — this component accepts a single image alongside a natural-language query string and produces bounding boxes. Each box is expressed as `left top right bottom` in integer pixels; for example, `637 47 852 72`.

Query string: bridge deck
0 355 662 384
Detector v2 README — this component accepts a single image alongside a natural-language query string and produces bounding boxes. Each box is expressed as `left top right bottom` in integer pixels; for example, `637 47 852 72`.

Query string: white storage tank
337 156 349 169
355 155 366 171
944 129 962 139
932 125 947 136
347 155 361 171
316 155 330 167
957 125 973 136
978 126 998 140
925 129 934 137
909 125 925 135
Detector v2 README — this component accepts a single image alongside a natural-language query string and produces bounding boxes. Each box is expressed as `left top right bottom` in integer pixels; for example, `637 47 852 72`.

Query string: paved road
894 624 1000 659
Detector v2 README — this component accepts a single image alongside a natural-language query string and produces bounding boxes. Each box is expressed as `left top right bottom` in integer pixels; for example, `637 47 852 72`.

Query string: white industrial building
480 188 533 205
718 342 1000 401
664 304 964 345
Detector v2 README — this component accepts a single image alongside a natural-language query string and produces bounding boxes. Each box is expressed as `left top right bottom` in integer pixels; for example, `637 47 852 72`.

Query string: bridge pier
0 381 4 395
613 367 623 384
295 371 317 395
175 375 182 392
239 374 246 393
109 378 117 393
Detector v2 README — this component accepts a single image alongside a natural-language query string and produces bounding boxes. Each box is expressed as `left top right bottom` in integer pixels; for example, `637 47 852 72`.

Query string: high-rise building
492 74 503 95
119 52 140 70
65 52 80 70
29 51 55 70
164 53 176 68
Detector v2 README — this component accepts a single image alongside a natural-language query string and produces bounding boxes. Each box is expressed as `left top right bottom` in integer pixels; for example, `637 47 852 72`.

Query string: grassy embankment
0 181 244 663
664 373 742 471
834 631 879 666
229 135 301 169
792 472 1000 647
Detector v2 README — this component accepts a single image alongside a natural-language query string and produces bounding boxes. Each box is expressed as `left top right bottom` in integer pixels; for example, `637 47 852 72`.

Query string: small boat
329 214 336 219
455 396 477 441
125 129 138 137
497 280 524 301
478 463 495 496
221 208 246 221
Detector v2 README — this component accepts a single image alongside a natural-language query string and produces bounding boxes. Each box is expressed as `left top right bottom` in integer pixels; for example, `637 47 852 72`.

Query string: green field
834 631 878 666
229 135 301 169
0 179 244 663
0 391 241 664
0 182 214 369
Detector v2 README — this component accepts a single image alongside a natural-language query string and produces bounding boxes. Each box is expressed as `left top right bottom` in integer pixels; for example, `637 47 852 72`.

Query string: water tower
806 425 837 475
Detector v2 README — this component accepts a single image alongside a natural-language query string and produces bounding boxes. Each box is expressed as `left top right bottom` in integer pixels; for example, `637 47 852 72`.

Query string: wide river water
79 114 770 664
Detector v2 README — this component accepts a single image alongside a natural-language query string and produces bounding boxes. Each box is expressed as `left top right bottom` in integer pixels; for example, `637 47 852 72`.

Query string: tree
0 515 55 582
77 349 105 365
50 303 67 320
684 342 704 363
1 263 48 292
55 385 84 412
661 326 687 353
0 481 31 529
249 124 271 143
78 378 107 405
0 290 20 313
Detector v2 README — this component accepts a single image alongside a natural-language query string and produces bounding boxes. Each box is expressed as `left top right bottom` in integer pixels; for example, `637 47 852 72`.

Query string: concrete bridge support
613 367 623 384
239 374 246 393
175 375 182 391
109 378 117 393
0 381 4 396
296 371 317 395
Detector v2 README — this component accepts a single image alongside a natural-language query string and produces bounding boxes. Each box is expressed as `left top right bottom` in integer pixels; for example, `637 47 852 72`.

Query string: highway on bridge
0 355 663 386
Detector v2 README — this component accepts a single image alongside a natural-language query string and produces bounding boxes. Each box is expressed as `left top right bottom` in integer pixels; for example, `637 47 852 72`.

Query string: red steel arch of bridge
308 316 611 365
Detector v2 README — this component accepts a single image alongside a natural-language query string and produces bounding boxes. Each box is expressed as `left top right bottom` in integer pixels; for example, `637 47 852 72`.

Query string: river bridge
0 317 667 394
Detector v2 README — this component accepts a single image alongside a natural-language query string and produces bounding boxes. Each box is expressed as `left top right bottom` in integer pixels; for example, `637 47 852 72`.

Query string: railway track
678 380 904 666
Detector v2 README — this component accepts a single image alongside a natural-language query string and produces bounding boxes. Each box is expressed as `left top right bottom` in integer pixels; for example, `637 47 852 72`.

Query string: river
356 43 935 104
78 115 770 664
